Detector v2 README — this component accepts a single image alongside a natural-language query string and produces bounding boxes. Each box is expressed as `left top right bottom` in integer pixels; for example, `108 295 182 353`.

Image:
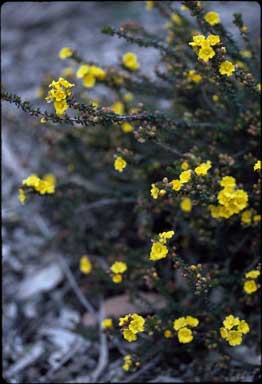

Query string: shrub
2 1 261 381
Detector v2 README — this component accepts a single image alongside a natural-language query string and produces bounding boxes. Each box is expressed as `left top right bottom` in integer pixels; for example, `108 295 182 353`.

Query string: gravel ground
2 2 260 382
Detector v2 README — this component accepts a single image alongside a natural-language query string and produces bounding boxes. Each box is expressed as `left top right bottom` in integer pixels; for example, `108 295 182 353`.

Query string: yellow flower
195 161 212 176
146 0 154 10
179 170 191 184
83 74 96 88
220 327 229 340
171 179 182 191
198 44 215 62
123 355 132 371
181 5 189 11
223 315 240 330
237 320 250 334
111 261 127 274
204 11 220 26
185 316 199 327
40 117 47 123
22 174 41 189
181 161 189 170
164 329 173 338
180 198 192 213
111 101 124 115
114 156 127 172
257 83 261 93
123 328 137 342
102 318 113 329
254 160 261 171
121 122 134 133
206 35 220 46
59 47 73 59
219 176 236 190
119 314 130 327
122 52 140 71
212 95 219 102
18 188 26 204
171 13 182 26
150 242 168 261
243 279 258 294
186 70 202 84
76 64 90 78
241 210 252 224
245 270 260 279
80 255 92 274
177 327 193 343
151 183 160 199
173 317 187 331
129 314 145 333
188 35 205 47
112 274 123 284
241 25 248 33
227 330 242 346
54 99 68 116
219 61 235 77
90 65 106 80
159 231 175 244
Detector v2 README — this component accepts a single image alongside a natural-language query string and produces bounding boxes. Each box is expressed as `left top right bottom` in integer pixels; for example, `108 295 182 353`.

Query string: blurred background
2 1 260 382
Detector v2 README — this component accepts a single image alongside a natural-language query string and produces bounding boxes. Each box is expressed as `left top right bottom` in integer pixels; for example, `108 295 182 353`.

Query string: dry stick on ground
57 253 97 321
90 298 109 383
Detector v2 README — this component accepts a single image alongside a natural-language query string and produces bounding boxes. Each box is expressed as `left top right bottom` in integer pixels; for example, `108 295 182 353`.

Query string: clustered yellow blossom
149 230 174 261
114 156 127 172
243 269 260 294
219 61 235 77
173 316 199 343
45 77 74 115
122 355 132 371
119 313 145 342
254 160 261 172
111 261 127 284
122 52 140 71
19 174 56 204
102 318 113 329
185 70 202 84
220 315 250 346
80 255 92 274
209 176 248 219
194 160 212 176
189 34 220 63
159 230 175 244
76 64 106 88
204 11 220 26
241 209 260 225
59 47 73 59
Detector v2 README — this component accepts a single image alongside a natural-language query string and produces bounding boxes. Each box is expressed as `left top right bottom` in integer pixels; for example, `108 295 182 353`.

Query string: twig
57 253 97 320
90 298 109 382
